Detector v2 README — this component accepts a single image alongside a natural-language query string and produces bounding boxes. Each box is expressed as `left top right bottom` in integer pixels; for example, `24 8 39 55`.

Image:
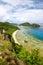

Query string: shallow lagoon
16 26 43 50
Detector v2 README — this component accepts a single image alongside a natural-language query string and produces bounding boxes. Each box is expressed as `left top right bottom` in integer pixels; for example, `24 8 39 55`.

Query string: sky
0 0 43 24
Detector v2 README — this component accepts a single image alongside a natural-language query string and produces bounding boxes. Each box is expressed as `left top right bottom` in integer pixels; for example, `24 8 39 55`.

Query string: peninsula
20 22 40 27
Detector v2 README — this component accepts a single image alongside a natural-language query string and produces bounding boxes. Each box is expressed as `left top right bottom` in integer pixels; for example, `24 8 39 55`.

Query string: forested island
0 22 43 65
20 22 40 28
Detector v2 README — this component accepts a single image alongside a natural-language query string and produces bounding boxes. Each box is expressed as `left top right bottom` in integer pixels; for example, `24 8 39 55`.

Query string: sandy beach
12 30 43 57
12 30 20 45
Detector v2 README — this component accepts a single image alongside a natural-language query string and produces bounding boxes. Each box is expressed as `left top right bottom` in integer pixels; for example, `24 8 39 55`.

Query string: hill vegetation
20 22 30 26
20 22 40 28
0 22 19 35
0 22 43 65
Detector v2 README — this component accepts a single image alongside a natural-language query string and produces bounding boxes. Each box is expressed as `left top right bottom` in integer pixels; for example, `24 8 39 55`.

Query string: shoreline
12 30 20 45
12 30 43 57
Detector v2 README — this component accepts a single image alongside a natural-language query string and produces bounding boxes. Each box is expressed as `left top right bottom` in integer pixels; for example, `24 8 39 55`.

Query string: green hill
20 22 30 26
20 22 40 28
31 23 40 28
0 22 19 35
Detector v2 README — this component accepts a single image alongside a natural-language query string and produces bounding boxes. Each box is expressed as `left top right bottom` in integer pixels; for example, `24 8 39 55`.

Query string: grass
0 46 4 51
0 34 3 39
3 41 11 48
0 34 12 53
0 59 8 65
0 34 16 65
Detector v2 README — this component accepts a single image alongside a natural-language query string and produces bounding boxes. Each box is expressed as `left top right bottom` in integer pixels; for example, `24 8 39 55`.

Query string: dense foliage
0 22 19 35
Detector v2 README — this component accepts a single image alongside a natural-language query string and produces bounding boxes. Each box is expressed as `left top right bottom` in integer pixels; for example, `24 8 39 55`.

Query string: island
19 22 40 28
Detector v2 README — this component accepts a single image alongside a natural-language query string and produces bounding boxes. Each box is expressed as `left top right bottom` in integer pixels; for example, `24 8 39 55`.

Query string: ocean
16 26 43 49
18 26 43 40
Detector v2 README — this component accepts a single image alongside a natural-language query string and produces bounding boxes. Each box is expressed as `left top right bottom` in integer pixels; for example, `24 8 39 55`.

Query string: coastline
12 30 20 45
12 30 43 57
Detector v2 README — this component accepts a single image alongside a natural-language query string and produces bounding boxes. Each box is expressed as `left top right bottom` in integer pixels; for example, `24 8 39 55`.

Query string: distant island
19 22 40 28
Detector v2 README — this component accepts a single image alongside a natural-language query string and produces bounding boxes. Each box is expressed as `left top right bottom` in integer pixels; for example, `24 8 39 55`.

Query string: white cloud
0 5 6 16
2 0 34 6
11 9 43 23
2 0 43 9
0 4 13 21
0 0 43 23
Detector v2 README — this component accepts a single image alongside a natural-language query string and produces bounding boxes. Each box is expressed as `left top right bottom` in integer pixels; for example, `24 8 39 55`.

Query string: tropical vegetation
0 22 43 65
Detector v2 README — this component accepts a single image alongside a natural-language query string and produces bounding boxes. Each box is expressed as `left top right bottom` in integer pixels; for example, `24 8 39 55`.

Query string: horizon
0 0 43 24
0 21 43 24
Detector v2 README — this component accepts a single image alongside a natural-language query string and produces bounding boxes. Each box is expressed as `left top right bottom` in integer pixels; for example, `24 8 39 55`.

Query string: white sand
12 30 20 45
12 30 43 48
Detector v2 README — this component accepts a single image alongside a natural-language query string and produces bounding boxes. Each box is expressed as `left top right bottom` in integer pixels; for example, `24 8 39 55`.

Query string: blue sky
0 0 43 24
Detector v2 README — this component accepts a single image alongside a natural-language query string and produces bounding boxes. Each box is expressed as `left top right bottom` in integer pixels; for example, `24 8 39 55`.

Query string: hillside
0 23 27 65
0 34 28 65
0 22 19 35
0 22 43 65
0 34 16 65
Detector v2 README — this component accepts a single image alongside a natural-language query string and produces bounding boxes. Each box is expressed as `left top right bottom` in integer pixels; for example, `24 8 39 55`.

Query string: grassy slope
0 22 18 65
0 34 16 65
0 22 19 35
0 22 43 65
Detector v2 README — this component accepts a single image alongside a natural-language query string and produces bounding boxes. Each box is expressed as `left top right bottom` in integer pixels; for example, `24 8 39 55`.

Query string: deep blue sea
18 26 43 40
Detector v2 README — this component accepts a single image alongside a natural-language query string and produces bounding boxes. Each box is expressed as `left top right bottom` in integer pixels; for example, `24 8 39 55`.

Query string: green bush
0 59 8 65
12 43 43 65
0 34 3 39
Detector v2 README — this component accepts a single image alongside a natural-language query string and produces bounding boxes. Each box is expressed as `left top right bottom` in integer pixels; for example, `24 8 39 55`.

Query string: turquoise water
17 26 43 49
18 26 43 40
27 27 43 40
